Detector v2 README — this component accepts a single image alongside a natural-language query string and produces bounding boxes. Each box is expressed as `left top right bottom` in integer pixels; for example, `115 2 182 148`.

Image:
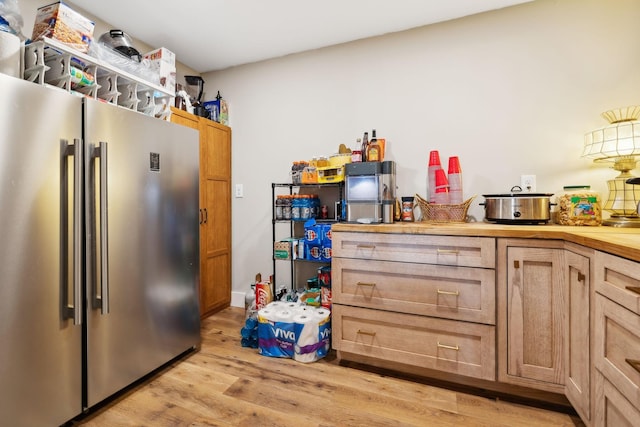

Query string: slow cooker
480 187 554 224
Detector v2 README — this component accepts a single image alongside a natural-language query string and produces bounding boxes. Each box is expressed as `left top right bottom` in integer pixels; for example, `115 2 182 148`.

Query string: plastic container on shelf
557 185 602 226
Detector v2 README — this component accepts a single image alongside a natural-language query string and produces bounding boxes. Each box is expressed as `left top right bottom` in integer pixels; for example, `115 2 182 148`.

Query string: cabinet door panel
332 232 495 268
499 242 565 393
565 249 591 422
594 295 640 409
333 304 496 381
172 109 232 317
594 370 640 427
332 257 495 324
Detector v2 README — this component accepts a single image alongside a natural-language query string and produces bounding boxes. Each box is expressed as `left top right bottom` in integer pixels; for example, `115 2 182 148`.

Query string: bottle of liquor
362 132 369 162
367 129 382 162
361 132 369 162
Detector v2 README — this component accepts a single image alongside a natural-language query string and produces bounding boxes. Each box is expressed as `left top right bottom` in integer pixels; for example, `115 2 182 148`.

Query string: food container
32 2 95 53
556 186 602 226
481 188 554 224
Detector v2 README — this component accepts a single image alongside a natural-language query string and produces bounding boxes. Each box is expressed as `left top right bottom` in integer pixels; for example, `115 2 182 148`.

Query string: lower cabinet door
594 370 640 427
332 304 496 381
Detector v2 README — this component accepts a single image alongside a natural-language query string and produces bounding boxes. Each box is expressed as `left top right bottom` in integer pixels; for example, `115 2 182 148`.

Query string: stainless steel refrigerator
0 73 201 426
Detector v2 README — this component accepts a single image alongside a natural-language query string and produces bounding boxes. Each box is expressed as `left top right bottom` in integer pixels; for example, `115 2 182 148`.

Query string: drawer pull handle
627 358 640 374
577 272 586 282
514 260 520 269
357 330 376 337
437 249 460 255
626 286 640 296
357 244 376 249
437 342 459 351
356 282 376 287
437 289 460 296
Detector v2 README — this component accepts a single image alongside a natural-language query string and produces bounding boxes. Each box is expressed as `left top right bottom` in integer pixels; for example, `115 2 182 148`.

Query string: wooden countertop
331 222 640 262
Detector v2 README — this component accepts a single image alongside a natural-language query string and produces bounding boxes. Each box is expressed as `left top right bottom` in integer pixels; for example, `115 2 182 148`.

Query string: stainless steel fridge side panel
0 74 83 426
84 99 200 408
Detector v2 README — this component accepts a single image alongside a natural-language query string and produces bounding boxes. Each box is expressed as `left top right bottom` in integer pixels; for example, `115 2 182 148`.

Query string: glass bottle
361 132 369 162
367 129 382 162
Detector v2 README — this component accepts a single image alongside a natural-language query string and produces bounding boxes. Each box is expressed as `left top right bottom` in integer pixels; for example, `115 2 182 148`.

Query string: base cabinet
592 251 640 426
171 108 232 317
332 232 497 382
564 245 592 424
332 304 496 381
330 226 640 427
498 239 566 393
594 370 640 427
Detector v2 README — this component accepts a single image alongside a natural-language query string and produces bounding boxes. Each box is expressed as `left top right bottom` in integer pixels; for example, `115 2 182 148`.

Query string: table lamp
582 106 640 227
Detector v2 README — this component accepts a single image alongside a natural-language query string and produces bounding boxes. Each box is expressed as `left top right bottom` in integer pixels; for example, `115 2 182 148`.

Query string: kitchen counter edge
331 222 640 262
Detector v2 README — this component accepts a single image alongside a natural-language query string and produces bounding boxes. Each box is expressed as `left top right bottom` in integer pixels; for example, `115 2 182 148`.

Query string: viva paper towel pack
258 302 331 363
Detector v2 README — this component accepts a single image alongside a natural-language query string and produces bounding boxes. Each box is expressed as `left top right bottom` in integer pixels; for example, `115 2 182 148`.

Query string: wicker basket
414 194 475 223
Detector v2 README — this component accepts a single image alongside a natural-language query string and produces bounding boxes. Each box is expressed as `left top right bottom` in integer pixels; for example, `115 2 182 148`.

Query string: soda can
255 281 273 310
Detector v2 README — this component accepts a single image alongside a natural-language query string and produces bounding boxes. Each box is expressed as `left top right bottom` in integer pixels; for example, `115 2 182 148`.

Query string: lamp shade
583 106 640 160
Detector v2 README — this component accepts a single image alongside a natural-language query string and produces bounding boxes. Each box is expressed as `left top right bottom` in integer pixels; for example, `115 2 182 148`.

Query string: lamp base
603 215 640 227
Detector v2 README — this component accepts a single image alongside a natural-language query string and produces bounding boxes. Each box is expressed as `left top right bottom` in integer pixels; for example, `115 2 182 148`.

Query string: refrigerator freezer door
0 74 83 425
84 99 200 408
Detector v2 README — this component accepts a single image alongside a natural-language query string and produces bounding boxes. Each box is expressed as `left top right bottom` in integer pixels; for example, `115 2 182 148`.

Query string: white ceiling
71 0 531 73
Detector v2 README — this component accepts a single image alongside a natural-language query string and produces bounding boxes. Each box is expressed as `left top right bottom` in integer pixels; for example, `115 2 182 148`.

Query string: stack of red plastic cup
433 168 450 204
427 150 441 203
448 156 463 204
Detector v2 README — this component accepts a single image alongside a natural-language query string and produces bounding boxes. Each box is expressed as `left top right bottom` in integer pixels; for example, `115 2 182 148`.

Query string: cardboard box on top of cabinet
203 97 229 125
143 47 175 66
31 1 95 53
143 47 176 91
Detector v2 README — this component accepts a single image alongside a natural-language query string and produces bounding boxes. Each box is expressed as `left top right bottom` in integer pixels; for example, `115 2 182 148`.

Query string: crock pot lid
482 193 554 198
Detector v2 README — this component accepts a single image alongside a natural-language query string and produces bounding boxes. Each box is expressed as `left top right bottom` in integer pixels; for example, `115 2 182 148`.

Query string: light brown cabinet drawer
332 258 495 324
595 251 640 316
594 294 640 411
332 304 496 381
332 232 495 268
594 370 640 427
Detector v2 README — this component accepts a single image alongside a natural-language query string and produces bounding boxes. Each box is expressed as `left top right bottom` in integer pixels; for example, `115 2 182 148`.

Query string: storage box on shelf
23 38 174 120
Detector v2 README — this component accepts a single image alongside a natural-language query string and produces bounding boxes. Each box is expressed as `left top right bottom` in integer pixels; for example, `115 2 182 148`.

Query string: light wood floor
71 307 584 427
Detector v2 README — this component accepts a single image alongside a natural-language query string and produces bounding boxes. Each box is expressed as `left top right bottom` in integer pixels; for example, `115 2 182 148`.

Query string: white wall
200 0 640 303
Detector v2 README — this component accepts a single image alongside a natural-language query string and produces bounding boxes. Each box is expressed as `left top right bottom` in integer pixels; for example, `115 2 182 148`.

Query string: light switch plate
235 184 244 198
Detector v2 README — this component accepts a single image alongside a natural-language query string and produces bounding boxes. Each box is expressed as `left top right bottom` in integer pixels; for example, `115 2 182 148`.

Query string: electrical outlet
235 184 244 198
520 175 536 192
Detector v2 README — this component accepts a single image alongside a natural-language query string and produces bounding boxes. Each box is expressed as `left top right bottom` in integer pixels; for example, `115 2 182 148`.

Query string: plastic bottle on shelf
291 195 302 220
310 194 320 218
282 195 292 220
448 156 463 204
300 195 311 220
275 195 284 220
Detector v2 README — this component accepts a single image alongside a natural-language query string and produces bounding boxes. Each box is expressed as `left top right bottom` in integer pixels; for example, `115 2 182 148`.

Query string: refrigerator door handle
61 138 83 325
88 141 110 314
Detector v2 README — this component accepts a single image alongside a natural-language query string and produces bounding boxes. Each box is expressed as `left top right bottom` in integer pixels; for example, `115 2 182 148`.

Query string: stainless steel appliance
0 73 201 426
345 161 396 223
480 187 554 224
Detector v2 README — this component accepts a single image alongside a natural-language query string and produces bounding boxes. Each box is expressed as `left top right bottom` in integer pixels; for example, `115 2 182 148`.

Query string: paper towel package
257 302 331 363
257 306 296 358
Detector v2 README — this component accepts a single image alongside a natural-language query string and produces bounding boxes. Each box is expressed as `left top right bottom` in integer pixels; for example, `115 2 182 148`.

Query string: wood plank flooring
71 307 584 427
